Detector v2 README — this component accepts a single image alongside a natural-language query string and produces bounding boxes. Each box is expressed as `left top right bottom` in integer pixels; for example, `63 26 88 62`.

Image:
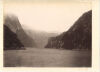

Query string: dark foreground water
4 48 91 67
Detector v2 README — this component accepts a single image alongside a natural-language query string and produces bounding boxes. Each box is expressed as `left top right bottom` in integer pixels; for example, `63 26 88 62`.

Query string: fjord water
4 48 91 67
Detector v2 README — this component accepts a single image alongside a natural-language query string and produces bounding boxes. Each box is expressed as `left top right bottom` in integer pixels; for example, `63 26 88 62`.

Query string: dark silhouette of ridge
4 25 24 50
45 10 92 50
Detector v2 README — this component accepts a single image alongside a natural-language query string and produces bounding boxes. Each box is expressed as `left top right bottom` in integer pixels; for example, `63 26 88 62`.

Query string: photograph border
0 0 100 72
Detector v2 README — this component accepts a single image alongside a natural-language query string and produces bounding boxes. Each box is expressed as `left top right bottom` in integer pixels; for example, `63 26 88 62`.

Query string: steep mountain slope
4 14 36 47
4 25 24 50
22 27 58 48
45 10 92 50
62 10 92 50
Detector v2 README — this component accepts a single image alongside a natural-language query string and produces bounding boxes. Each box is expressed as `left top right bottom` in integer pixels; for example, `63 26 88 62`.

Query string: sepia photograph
3 0 92 67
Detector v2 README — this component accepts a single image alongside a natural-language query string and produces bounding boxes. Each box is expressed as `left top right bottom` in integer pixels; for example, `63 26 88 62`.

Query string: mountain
4 14 36 47
22 26 58 48
45 10 92 50
4 25 24 50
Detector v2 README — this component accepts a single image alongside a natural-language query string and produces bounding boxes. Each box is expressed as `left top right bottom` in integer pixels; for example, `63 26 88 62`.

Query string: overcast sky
4 0 92 33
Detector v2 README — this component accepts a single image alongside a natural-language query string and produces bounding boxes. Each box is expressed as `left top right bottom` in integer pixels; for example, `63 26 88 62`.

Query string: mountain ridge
4 14 36 48
45 10 92 50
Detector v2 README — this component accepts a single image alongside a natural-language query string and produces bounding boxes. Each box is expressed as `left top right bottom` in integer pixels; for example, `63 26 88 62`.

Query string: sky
4 0 92 33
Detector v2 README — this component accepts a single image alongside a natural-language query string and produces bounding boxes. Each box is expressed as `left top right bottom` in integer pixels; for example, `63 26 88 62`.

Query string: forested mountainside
45 10 92 50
